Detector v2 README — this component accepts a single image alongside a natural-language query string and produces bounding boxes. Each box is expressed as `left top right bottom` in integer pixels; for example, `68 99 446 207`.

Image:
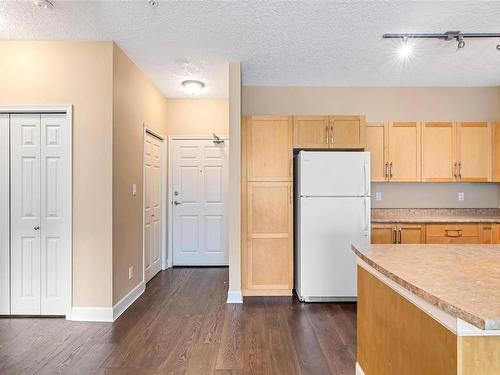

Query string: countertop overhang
352 244 500 330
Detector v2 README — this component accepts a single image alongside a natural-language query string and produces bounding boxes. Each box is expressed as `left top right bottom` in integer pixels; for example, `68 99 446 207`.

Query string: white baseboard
227 290 243 304
113 281 145 321
68 307 114 322
68 281 145 322
356 362 366 375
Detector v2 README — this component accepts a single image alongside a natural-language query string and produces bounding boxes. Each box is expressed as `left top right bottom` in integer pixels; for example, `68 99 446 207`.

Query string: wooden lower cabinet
372 223 496 244
243 181 293 295
371 223 425 244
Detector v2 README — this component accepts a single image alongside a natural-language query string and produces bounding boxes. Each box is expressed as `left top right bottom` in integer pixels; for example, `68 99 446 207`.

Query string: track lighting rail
383 32 500 40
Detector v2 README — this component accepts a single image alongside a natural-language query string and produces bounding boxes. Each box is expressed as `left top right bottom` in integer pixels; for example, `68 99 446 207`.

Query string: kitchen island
352 244 500 375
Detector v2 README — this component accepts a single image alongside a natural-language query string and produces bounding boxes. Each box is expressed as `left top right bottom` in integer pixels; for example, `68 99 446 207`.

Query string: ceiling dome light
397 38 414 61
182 80 205 96
33 0 54 9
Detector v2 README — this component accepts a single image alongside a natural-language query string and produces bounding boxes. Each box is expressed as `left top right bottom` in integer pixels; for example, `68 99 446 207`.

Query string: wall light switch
132 184 137 196
458 192 465 201
128 266 134 280
375 192 382 201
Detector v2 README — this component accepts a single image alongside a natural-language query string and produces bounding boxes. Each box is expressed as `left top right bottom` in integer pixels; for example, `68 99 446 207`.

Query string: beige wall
0 41 114 307
112 44 169 304
165 98 229 136
242 86 499 122
373 183 499 209
228 62 242 298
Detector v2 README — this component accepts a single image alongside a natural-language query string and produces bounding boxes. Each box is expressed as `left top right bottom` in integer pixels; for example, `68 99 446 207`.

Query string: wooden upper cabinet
422 122 456 182
246 116 293 181
387 122 421 182
365 122 388 182
456 122 491 182
493 123 500 182
293 116 329 149
329 116 365 149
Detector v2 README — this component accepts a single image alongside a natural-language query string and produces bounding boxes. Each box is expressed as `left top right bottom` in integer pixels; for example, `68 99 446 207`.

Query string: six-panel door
10 113 70 315
172 139 229 266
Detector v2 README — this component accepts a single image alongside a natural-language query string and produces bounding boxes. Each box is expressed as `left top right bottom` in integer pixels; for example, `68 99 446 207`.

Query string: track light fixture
383 31 500 52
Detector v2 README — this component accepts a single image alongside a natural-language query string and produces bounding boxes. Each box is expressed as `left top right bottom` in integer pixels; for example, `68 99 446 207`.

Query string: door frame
167 135 229 268
142 125 168 284
0 105 73 317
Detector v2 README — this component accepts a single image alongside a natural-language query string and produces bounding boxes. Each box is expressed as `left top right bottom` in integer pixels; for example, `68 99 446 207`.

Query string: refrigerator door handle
364 197 370 232
364 161 370 196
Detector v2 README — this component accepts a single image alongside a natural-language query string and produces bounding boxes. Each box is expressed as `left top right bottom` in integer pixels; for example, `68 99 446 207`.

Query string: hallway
0 268 356 374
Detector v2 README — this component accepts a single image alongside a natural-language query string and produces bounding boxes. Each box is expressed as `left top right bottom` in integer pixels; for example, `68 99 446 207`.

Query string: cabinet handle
453 162 458 178
389 162 393 179
392 228 397 244
398 228 402 244
458 161 462 179
445 229 462 238
384 162 389 179
330 125 334 144
325 126 329 144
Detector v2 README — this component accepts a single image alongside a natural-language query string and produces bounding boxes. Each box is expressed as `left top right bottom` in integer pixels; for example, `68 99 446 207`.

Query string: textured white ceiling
1 1 500 98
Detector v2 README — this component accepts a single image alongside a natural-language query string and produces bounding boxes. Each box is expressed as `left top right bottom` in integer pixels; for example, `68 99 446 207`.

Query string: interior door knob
34 226 40 230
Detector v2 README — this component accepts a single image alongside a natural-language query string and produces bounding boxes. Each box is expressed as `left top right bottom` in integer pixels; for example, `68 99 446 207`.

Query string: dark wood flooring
0 267 357 374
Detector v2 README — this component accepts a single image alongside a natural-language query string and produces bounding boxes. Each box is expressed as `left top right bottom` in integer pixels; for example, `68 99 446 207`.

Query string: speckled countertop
372 208 500 223
352 244 500 330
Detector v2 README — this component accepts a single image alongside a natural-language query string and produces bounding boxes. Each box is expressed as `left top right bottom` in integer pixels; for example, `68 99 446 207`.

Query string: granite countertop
372 208 500 223
352 243 500 330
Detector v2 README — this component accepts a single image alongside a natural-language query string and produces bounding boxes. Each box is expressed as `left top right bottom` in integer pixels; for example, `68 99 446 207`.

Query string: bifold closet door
10 113 70 315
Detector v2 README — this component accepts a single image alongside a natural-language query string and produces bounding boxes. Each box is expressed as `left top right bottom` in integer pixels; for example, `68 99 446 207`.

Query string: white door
10 113 70 315
172 139 228 266
297 196 370 300
144 132 162 283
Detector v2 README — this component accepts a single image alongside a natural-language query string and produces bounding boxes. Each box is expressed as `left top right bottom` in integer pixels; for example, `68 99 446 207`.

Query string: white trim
227 291 243 304
357 258 500 337
68 307 114 322
0 105 72 113
113 281 145 321
167 136 230 268
355 362 366 375
143 125 167 283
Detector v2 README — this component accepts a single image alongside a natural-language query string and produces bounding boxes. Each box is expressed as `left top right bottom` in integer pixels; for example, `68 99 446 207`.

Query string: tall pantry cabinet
242 116 293 296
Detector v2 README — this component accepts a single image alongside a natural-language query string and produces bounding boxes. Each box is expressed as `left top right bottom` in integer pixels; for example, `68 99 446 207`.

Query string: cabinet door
398 224 425 244
365 123 388 182
493 122 500 182
371 224 396 244
247 116 292 181
293 116 329 149
246 182 292 294
329 116 365 149
422 122 456 182
457 122 491 182
388 122 421 182
480 224 494 244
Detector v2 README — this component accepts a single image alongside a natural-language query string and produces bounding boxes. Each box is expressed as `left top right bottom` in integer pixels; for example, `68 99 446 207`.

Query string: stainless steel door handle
173 201 182 205
34 226 40 230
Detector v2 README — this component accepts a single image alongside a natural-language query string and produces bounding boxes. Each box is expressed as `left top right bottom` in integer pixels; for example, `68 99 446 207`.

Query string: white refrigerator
295 151 371 302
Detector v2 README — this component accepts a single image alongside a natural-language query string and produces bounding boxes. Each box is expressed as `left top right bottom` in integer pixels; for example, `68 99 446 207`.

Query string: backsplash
371 182 500 209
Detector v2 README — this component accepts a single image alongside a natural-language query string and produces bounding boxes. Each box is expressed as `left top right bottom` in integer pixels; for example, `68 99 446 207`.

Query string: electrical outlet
458 192 465 201
128 266 134 280
375 192 382 201
132 184 137 196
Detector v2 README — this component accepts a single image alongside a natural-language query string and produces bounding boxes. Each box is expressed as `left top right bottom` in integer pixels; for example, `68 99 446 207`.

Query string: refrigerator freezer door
298 151 370 197
297 196 370 300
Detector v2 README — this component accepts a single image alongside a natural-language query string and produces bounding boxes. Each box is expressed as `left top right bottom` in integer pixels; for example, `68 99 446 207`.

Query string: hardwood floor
0 267 357 374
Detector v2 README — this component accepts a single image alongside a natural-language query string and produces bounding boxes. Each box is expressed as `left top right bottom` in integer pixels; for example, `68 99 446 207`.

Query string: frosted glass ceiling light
182 80 205 96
